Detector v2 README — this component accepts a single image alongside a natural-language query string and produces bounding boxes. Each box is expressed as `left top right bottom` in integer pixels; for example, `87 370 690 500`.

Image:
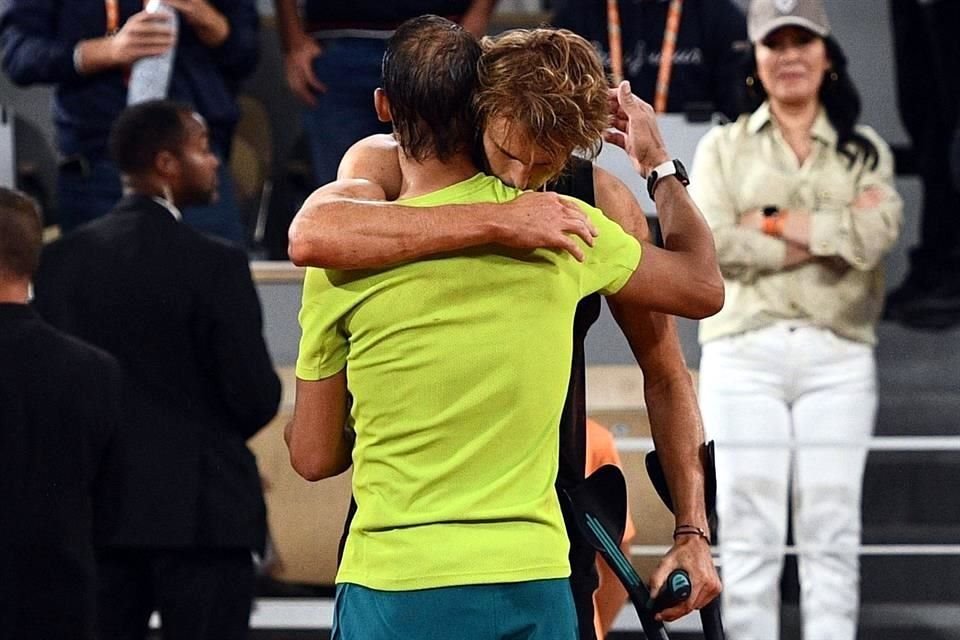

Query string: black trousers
891 0 960 275
95 548 255 640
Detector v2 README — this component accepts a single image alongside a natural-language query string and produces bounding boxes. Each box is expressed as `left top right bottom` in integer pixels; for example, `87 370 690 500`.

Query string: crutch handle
650 569 692 612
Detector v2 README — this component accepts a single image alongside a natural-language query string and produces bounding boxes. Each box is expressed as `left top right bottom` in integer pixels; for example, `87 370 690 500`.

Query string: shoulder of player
339 134 403 200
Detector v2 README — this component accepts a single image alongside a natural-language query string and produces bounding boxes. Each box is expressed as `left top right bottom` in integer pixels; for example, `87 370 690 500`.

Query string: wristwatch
646 159 690 200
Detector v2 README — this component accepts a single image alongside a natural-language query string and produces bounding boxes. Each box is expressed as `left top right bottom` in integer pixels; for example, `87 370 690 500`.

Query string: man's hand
492 192 598 262
284 35 327 105
604 80 671 177
165 0 230 47
647 535 722 622
105 11 176 67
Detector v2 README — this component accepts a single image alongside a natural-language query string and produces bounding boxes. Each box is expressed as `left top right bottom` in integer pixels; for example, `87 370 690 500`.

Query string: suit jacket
0 303 121 640
33 195 282 551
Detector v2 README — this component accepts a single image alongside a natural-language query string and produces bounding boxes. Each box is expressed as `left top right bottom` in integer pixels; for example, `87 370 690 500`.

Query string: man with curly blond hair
288 18 722 640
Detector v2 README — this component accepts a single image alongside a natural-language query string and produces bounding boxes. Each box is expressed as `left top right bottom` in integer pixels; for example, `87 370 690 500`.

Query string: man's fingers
306 73 328 95
616 80 635 110
295 86 318 106
649 568 695 622
561 200 598 237
646 561 671 599
287 61 325 104
290 76 318 106
655 595 697 622
565 220 595 248
603 129 627 149
607 89 621 115
559 237 585 262
694 571 723 606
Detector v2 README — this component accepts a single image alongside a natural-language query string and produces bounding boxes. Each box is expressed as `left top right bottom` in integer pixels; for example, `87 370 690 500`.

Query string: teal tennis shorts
332 578 577 640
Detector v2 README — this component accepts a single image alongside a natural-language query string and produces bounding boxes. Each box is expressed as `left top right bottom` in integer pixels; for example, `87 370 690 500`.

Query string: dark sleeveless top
549 156 604 640
549 157 602 491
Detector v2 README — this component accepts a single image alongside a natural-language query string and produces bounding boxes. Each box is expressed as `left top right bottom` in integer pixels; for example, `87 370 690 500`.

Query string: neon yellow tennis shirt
296 173 641 590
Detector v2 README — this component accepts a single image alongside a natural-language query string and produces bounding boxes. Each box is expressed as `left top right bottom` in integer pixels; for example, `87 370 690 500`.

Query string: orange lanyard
606 0 624 84
105 0 120 35
654 0 684 113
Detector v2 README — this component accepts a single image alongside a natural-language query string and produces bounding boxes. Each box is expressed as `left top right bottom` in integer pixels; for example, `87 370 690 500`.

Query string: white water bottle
127 0 178 105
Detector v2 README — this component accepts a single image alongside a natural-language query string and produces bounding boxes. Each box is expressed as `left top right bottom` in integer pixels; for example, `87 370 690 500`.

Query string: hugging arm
286 136 599 269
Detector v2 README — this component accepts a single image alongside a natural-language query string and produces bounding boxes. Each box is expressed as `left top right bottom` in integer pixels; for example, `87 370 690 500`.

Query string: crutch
564 464 688 640
645 441 725 640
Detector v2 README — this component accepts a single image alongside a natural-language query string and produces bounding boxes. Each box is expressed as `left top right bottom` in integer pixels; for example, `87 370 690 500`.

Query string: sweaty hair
742 37 878 170
475 29 609 164
109 100 191 175
0 187 42 279
381 15 482 162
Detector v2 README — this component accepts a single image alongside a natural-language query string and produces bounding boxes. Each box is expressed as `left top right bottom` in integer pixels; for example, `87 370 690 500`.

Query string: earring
745 75 755 88
829 71 839 82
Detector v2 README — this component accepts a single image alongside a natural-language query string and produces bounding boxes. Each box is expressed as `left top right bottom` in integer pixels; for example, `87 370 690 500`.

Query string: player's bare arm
287 135 598 269
285 371 352 481
606 82 724 318
597 166 721 620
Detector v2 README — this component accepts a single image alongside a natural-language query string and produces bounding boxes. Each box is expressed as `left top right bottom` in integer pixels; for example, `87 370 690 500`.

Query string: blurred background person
584 419 637 640
32 101 281 640
0 187 121 640
550 0 748 121
272 0 498 187
689 0 903 638
0 0 259 243
883 0 960 330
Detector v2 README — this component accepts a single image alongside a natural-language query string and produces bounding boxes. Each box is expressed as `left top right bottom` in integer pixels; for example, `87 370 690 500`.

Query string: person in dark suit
0 187 121 640
32 100 282 640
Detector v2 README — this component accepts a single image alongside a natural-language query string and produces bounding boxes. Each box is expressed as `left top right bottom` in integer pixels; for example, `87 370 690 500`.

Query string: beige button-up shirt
690 102 903 346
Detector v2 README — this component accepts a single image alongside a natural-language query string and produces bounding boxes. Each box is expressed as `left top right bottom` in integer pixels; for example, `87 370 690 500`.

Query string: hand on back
497 192 599 262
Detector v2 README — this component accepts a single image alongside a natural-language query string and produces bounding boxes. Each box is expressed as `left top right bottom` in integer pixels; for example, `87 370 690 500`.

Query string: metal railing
621 435 960 559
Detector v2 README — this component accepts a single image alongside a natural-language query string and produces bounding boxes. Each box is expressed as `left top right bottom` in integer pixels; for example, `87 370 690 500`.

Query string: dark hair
381 15 481 162
742 36 878 170
0 187 43 278
109 100 191 175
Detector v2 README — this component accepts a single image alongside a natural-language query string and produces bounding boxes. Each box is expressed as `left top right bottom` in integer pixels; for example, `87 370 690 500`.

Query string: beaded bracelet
673 524 711 544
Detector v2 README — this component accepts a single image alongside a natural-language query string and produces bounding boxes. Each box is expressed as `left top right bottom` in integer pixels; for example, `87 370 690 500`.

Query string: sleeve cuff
754 235 788 271
599 237 643 296
808 209 844 257
295 360 346 382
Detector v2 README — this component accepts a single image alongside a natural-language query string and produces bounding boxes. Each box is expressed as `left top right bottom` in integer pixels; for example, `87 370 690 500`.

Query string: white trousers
699 323 876 640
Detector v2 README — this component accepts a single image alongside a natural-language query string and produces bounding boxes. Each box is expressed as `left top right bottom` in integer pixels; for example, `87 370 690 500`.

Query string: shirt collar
151 196 183 221
747 101 838 146
746 101 774 134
